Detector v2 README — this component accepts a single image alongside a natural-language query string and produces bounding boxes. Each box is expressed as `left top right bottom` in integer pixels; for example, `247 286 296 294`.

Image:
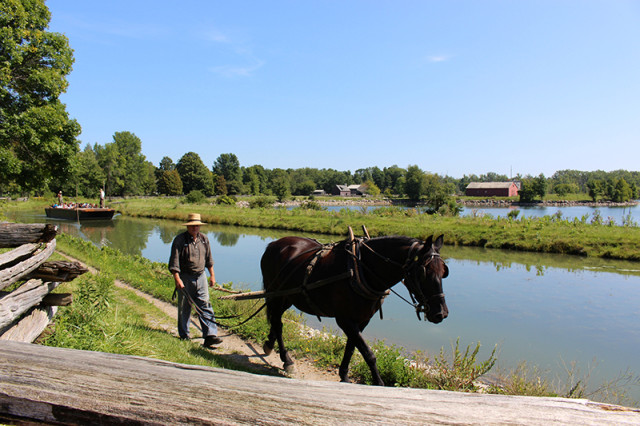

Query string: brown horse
260 234 449 385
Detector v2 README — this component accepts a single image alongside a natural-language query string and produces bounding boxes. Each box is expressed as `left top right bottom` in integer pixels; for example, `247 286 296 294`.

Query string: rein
174 286 266 330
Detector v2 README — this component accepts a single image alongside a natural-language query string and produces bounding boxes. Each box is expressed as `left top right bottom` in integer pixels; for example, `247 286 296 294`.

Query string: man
99 188 105 208
168 213 222 347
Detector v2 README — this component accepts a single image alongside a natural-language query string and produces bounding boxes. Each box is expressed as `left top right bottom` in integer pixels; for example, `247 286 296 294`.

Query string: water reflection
214 232 241 247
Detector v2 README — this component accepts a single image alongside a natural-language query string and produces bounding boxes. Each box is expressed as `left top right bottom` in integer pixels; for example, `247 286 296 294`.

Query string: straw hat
183 213 206 226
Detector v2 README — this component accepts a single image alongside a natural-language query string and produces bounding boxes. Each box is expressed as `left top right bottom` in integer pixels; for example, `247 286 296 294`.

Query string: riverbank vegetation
45 234 638 406
116 198 640 261
3 197 640 260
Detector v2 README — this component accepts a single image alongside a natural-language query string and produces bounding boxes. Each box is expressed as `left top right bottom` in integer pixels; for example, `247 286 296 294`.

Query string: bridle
356 239 447 320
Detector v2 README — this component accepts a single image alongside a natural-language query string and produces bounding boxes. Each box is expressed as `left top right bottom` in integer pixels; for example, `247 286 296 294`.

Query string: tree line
21 129 640 208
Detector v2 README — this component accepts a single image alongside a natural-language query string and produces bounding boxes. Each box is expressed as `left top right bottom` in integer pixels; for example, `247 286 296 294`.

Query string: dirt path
59 253 336 382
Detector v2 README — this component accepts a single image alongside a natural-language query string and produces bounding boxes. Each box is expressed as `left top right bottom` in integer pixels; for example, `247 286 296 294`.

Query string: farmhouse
465 181 519 197
332 185 351 196
348 184 364 196
331 184 365 196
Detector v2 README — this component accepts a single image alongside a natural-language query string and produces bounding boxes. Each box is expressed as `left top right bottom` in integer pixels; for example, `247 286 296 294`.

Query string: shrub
350 340 417 386
431 339 497 391
298 200 323 210
184 190 206 204
249 196 274 209
507 209 520 220
217 195 237 205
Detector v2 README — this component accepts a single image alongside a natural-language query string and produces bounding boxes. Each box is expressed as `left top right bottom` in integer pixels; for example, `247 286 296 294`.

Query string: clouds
427 55 452 63
209 59 265 78
200 27 265 77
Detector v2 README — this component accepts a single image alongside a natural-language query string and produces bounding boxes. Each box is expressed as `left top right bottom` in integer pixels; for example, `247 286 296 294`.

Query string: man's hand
173 273 184 290
208 275 215 287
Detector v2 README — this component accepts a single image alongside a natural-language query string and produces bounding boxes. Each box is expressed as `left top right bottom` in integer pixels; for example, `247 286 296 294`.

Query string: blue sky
47 0 640 179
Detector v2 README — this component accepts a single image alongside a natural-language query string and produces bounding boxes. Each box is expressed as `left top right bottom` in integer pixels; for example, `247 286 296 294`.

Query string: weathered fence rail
0 340 638 425
0 223 86 342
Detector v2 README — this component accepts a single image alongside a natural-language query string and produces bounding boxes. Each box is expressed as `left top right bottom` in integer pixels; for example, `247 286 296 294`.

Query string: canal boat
45 206 115 221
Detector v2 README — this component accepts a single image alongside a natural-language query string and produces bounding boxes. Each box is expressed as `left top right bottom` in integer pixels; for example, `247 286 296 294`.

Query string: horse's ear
424 235 433 248
433 234 444 251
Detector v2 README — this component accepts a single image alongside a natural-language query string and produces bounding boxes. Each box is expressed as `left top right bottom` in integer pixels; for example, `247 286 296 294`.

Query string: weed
431 339 497 391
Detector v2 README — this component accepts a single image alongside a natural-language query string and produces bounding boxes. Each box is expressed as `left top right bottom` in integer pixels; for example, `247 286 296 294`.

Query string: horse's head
403 234 449 324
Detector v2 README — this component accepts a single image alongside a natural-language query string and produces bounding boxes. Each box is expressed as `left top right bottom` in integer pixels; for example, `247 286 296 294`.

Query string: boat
45 207 116 220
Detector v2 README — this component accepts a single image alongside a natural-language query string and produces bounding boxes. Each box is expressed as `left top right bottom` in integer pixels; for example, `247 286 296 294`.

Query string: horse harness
351 237 447 320
273 236 445 320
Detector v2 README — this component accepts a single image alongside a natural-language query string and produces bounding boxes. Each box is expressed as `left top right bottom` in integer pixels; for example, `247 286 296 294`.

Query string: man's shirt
168 231 214 275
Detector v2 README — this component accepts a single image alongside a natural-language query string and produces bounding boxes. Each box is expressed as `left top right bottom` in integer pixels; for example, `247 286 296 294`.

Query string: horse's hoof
340 377 351 383
263 342 273 355
284 363 296 375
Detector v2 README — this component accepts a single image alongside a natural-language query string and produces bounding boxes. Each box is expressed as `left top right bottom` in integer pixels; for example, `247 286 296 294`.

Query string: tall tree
212 153 242 194
212 153 242 183
95 131 153 196
157 169 182 195
155 156 175 187
0 0 81 192
73 145 105 197
586 179 604 202
158 156 175 171
242 165 268 195
176 152 214 195
405 165 427 201
268 168 291 202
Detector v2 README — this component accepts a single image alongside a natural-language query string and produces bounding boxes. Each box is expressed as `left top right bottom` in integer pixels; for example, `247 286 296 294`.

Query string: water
461 203 640 225
319 203 640 226
6 210 640 401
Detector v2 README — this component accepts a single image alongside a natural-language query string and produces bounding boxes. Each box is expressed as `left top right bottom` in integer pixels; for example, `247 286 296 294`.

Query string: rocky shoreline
270 197 638 209
459 199 638 208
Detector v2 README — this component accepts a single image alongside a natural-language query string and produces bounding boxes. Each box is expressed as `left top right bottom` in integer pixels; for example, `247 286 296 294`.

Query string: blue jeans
177 272 218 339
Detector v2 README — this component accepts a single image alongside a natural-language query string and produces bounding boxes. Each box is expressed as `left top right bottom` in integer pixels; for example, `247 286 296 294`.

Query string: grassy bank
3 196 640 260
104 197 640 261
42 234 638 407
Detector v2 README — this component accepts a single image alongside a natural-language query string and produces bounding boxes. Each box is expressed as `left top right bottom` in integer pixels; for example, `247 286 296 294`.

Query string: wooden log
0 240 57 291
28 261 88 282
0 279 61 332
219 271 353 300
0 223 57 248
0 341 638 425
41 293 72 306
0 243 39 269
0 306 57 342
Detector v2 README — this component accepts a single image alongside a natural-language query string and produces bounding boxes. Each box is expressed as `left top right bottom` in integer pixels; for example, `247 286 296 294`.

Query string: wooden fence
0 222 87 342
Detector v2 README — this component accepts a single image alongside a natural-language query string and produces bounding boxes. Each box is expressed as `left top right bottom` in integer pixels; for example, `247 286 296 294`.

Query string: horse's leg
263 299 295 373
338 319 370 382
263 298 281 354
338 338 356 383
262 300 276 355
336 318 383 386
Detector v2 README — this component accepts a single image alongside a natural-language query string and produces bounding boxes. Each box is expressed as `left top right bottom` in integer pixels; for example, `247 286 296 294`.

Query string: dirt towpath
59 252 336 382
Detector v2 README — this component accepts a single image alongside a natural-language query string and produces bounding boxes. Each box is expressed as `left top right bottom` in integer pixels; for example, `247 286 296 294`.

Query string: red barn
465 182 519 197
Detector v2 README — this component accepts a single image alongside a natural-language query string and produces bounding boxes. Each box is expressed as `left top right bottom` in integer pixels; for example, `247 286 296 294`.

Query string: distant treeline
2 131 638 205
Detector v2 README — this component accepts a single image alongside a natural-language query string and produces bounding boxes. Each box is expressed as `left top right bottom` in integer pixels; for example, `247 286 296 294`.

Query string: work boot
203 336 222 348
